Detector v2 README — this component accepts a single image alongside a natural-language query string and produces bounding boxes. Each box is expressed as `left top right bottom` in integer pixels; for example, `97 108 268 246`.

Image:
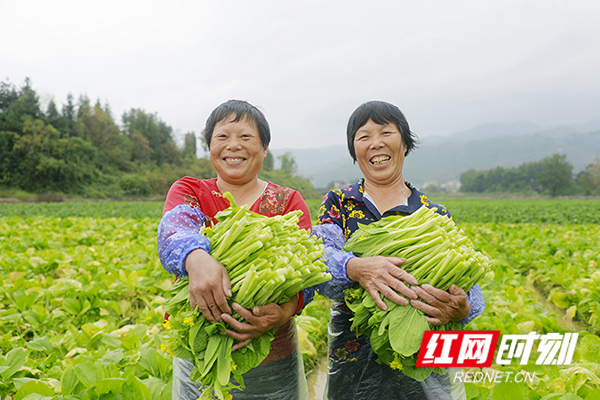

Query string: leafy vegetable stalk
343 205 490 381
162 193 331 399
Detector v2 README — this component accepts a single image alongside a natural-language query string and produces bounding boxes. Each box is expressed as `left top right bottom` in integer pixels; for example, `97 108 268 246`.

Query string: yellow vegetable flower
160 343 173 357
183 317 195 327
231 362 237 371
163 320 172 330
389 360 403 370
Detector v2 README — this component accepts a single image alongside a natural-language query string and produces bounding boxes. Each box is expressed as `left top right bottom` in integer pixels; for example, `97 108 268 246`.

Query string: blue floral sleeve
312 224 356 300
461 283 485 327
157 204 211 277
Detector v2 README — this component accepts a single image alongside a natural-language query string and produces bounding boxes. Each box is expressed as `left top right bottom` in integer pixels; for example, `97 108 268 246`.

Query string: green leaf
138 348 165 378
19 395 54 400
26 337 54 353
0 347 28 381
122 375 151 400
62 298 81 315
14 291 43 313
101 334 122 349
14 381 54 400
539 395 565 400
95 377 125 395
61 365 79 396
402 364 438 382
101 349 124 365
216 337 233 386
74 360 102 388
558 395 584 400
550 291 571 309
143 376 171 400
492 381 523 400
578 335 600 363
584 388 600 400
388 306 429 357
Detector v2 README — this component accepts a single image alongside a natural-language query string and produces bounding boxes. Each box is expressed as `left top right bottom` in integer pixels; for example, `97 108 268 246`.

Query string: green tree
0 130 19 185
578 158 600 195
278 152 297 176
79 101 133 172
183 132 197 160
45 99 61 130
60 93 77 137
13 119 97 193
122 109 181 166
0 78 41 134
263 150 274 171
535 154 574 196
459 169 486 192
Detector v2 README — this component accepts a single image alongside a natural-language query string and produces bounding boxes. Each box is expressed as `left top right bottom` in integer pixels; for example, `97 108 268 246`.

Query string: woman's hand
346 256 418 310
411 284 470 325
185 249 232 323
220 294 299 351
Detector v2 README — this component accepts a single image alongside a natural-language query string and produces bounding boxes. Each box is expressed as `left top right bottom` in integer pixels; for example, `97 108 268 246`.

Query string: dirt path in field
307 356 327 400
528 284 587 332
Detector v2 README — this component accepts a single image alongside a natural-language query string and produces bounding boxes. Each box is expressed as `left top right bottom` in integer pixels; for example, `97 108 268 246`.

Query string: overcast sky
2 1 599 149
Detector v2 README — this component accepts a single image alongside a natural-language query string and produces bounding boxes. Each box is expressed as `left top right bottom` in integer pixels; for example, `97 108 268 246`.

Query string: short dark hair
203 100 270 149
346 100 418 162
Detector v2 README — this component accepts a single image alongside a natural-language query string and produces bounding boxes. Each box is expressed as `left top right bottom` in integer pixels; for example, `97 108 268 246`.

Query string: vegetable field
1 199 600 399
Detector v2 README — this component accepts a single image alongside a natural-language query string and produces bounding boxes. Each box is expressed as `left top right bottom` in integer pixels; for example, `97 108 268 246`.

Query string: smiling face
209 115 267 185
353 119 407 187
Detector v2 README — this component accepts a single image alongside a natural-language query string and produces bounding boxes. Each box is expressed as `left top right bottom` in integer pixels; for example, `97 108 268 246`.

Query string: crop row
0 216 172 398
435 198 600 224
2 211 600 399
461 223 600 400
0 216 331 399
3 197 600 224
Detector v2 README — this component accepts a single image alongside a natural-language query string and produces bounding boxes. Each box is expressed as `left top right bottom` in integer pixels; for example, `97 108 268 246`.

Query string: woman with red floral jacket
158 100 312 399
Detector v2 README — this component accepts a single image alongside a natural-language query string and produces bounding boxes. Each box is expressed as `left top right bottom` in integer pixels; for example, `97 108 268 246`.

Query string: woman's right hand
346 256 418 310
184 249 232 323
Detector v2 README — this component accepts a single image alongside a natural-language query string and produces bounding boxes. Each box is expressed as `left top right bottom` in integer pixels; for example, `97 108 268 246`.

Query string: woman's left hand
410 284 470 325
220 294 299 351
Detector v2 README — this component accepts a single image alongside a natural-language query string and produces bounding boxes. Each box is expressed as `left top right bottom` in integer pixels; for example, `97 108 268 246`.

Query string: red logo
416 331 500 367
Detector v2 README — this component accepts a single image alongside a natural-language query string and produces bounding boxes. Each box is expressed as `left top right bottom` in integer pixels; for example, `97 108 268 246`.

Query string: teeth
226 158 244 162
370 156 390 165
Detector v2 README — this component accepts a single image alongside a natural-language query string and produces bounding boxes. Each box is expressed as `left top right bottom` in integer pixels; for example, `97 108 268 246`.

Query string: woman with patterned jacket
313 100 486 400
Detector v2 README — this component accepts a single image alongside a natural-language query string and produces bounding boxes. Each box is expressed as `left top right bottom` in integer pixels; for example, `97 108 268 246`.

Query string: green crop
162 193 331 400
342 205 491 381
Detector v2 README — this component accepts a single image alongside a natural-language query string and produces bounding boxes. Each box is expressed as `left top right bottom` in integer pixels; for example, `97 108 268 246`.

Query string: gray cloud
1 0 599 149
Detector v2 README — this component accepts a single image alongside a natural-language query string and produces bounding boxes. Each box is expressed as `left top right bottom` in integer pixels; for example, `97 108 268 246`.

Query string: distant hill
271 121 600 189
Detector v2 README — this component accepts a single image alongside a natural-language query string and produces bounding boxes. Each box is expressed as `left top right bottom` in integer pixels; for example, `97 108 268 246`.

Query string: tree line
459 153 600 196
0 79 318 200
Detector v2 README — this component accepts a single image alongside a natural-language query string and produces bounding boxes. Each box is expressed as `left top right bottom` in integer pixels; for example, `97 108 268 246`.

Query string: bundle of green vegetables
162 193 330 400
343 204 490 381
